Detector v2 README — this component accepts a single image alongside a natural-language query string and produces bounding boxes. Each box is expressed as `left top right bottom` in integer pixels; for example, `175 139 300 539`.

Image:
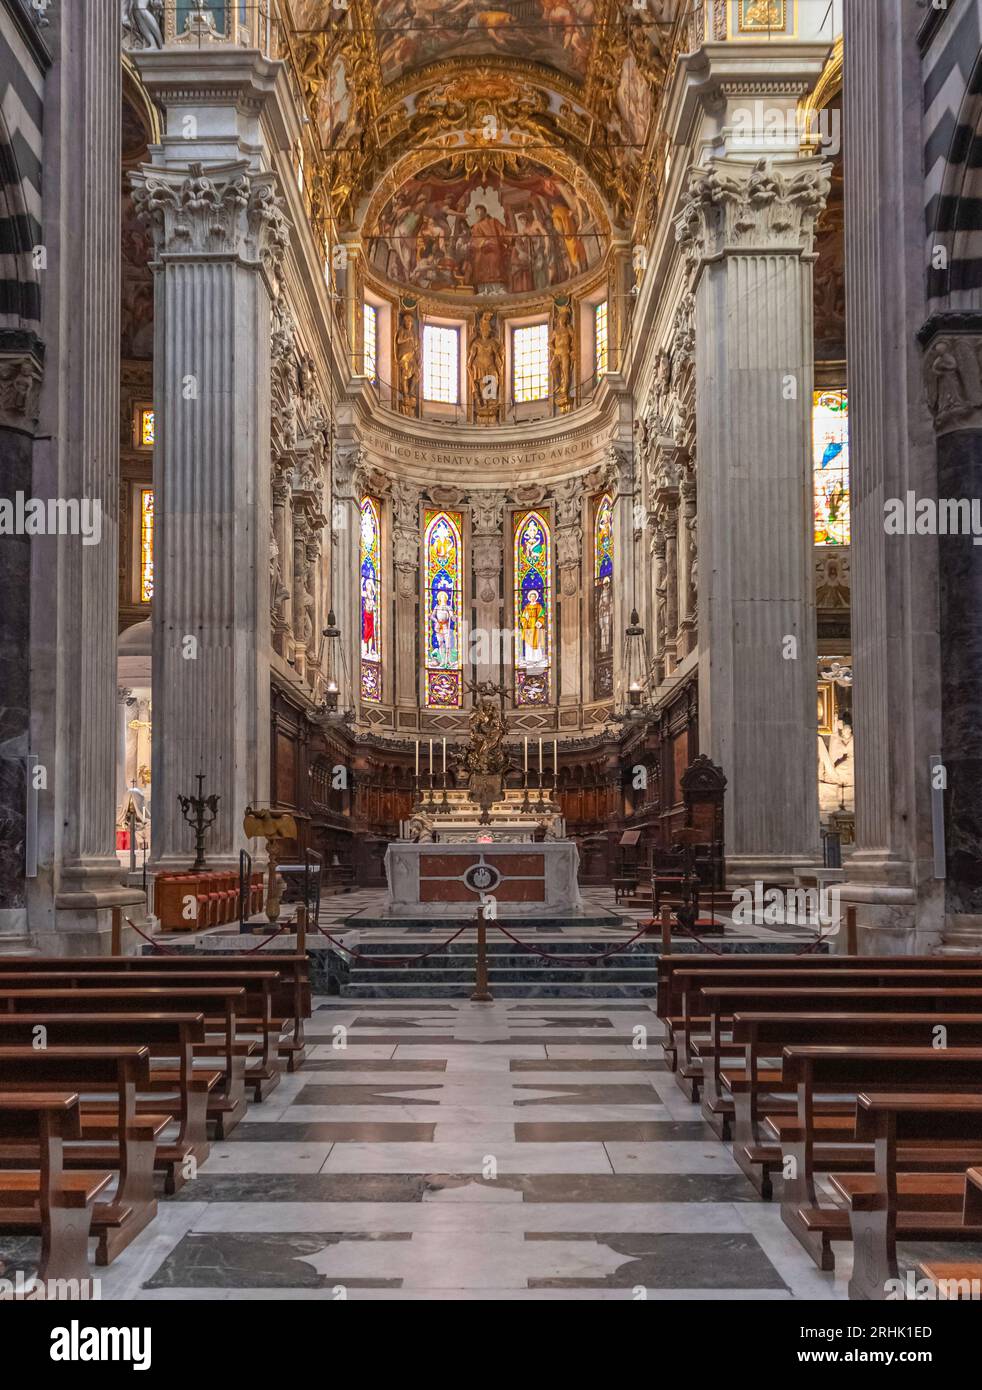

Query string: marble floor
2 996 867 1301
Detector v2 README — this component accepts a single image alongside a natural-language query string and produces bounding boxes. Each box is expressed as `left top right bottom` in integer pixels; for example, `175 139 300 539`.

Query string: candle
554 739 558 777
538 737 543 775
415 740 419 777
442 737 446 773
523 735 528 774
429 738 433 775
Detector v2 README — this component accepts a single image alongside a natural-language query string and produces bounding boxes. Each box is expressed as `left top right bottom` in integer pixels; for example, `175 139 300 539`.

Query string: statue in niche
467 310 503 424
551 302 575 413
395 310 420 417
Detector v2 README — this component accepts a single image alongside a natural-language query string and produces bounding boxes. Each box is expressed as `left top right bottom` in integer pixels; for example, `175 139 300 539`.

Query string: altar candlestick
523 736 528 774
429 739 433 776
554 739 558 780
415 740 419 777
538 737 543 776
442 738 446 773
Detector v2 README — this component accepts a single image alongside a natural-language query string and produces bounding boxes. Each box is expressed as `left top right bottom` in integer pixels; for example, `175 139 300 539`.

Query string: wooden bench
672 969 982 1104
727 1011 982 1196
0 1045 166 1265
833 1094 982 1300
0 986 249 1137
775 1048 982 1272
0 970 282 1102
917 1260 982 1299
0 954 312 1071
0 1092 112 1290
0 1013 211 1191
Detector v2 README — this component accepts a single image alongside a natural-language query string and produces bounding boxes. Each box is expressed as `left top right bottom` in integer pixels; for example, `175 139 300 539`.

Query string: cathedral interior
2 0 982 1319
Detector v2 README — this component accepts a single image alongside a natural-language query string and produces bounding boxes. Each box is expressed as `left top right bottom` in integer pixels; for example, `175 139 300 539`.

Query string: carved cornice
675 156 831 282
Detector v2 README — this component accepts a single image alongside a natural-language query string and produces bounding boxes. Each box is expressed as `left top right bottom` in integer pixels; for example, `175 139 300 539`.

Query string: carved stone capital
675 156 831 281
471 490 507 535
0 345 44 433
921 327 982 435
130 160 290 284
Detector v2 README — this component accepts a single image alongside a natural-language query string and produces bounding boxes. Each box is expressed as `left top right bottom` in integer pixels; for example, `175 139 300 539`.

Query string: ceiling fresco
288 1 677 248
365 155 606 296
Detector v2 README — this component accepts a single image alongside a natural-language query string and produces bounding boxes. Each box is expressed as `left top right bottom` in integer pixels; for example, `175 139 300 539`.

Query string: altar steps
338 940 661 998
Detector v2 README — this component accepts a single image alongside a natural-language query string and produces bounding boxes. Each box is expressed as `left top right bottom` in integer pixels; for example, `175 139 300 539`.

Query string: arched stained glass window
514 509 552 706
594 494 614 698
360 497 382 703
423 508 463 708
813 389 850 545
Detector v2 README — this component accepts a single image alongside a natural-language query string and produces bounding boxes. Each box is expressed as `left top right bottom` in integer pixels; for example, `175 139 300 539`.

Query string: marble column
131 50 287 871
42 0 144 941
921 321 982 949
332 444 362 712
555 479 584 708
0 346 42 941
838 0 943 950
676 156 828 880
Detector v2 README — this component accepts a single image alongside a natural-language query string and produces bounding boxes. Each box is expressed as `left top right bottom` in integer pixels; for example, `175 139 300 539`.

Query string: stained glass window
360 496 382 703
595 301 609 376
594 494 614 698
423 509 463 709
422 324 459 404
514 510 552 706
139 408 155 448
513 323 549 403
140 488 154 604
813 389 850 545
363 302 378 384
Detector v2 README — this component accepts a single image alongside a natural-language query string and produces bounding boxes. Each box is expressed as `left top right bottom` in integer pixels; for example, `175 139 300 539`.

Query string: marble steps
340 980 658 999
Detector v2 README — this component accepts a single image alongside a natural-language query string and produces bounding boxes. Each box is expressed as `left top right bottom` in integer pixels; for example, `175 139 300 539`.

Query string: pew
727 1012 982 1196
0 970 281 1102
0 987 249 1137
0 1046 166 1265
775 1048 982 1271
0 1092 112 1290
0 1013 211 1190
831 1094 982 1300
667 966 982 1098
0 954 311 1071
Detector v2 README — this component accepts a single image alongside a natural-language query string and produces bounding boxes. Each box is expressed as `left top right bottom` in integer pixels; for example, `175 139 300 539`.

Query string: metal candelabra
177 771 220 872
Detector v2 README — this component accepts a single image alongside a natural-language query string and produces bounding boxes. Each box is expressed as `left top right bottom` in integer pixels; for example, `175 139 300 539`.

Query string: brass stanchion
470 904 494 1002
111 906 123 956
660 905 672 953
295 903 307 956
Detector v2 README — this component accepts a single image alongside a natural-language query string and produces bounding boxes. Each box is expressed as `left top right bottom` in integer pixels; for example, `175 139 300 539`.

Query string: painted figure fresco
360 497 382 702
514 510 551 705
372 0 595 85
424 509 464 708
367 159 603 296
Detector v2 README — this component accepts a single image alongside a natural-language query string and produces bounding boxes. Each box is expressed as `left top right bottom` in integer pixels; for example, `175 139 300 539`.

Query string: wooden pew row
0 987 249 1138
695 984 982 1135
0 1013 211 1190
0 954 312 1071
0 970 281 1102
835 1094 982 1300
917 1171 982 1296
671 968 982 1102
773 1048 982 1273
0 1046 166 1265
0 1092 111 1289
726 1011 982 1195
654 954 982 1068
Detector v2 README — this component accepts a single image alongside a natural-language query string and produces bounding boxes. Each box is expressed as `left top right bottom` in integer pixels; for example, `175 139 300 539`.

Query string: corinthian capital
130 160 290 281
675 156 831 280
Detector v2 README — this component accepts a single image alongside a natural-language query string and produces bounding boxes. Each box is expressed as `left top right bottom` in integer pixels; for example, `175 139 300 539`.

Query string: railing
356 363 621 430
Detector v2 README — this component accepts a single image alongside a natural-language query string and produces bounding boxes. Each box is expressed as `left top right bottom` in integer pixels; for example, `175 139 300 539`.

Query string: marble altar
384 841 583 919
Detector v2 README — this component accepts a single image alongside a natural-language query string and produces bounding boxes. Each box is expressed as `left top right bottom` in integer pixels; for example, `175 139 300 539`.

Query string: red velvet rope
313 924 469 964
480 921 654 963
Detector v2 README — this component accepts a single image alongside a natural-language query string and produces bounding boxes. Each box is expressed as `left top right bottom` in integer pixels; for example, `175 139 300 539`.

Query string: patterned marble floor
44 996 862 1301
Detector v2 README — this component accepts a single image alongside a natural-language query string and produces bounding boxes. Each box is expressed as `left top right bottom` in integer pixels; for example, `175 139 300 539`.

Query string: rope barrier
489 921 654 964
312 923 470 965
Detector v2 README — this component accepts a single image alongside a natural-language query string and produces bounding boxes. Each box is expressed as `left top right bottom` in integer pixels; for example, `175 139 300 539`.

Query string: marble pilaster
391 477 421 712
471 491 506 692
676 155 828 879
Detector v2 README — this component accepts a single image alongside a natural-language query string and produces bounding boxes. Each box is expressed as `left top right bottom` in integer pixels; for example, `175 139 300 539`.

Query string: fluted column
676 156 828 879
131 51 287 870
44 1 144 938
